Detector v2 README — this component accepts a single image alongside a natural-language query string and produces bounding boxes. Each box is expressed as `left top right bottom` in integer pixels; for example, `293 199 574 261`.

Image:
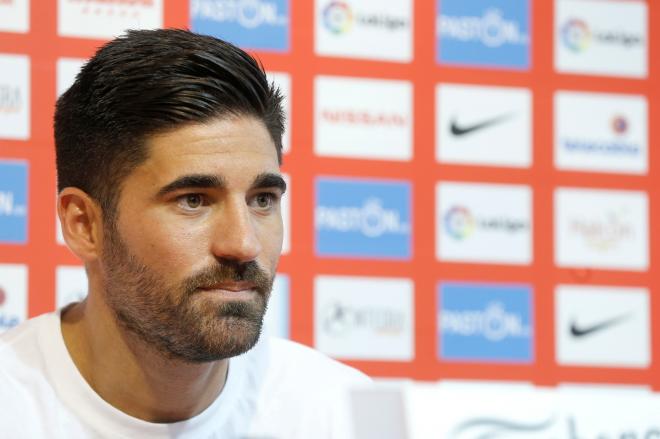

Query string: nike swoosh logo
450 113 514 137
570 313 631 338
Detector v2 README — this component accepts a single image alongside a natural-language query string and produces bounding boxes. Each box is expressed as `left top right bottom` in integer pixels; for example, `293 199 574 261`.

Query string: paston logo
0 264 28 333
314 275 413 360
437 182 532 265
554 188 647 271
58 0 163 40
315 177 411 259
439 282 533 363
0 161 28 244
315 76 412 161
555 0 647 78
556 285 649 368
192 0 289 52
555 91 647 174
437 0 530 69
315 0 412 62
436 84 532 168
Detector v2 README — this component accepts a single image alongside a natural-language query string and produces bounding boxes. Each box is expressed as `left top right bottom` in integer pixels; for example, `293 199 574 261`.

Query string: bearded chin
100 225 272 363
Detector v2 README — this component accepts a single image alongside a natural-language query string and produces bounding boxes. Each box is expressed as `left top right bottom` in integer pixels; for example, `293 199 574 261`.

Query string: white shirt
0 312 369 438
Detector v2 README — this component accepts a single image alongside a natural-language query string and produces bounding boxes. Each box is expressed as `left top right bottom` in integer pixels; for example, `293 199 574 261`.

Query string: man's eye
254 193 276 209
177 194 204 210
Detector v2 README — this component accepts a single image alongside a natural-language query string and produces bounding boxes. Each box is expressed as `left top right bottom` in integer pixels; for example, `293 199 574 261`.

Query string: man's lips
198 282 257 293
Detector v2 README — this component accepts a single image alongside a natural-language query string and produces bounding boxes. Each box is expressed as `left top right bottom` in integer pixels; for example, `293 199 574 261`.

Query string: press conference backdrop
0 0 658 389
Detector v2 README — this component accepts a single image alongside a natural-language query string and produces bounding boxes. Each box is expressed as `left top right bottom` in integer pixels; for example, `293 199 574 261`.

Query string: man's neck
60 296 228 423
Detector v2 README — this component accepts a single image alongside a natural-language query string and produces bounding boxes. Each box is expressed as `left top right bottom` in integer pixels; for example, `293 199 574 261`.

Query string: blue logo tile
191 0 289 52
0 161 28 244
437 0 531 70
315 177 412 259
439 282 533 363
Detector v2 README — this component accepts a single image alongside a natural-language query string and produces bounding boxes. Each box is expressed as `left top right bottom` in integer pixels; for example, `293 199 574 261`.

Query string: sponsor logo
443 206 474 240
322 1 352 34
315 275 413 360
569 210 633 252
0 84 21 113
0 54 30 140
450 113 513 137
439 282 533 363
570 313 630 338
555 1 647 78
315 0 412 62
322 1 406 34
0 161 28 244
555 91 647 174
322 302 405 337
444 205 527 241
192 0 289 52
317 197 410 237
315 76 412 161
554 188 648 271
437 182 532 265
321 109 407 127
437 0 530 69
0 264 27 332
561 17 642 53
450 415 557 438
561 18 590 52
555 285 649 367
0 0 29 33
436 84 532 168
58 0 163 39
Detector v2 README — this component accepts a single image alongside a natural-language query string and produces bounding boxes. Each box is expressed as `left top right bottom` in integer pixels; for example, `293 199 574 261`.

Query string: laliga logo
444 206 475 240
562 19 591 52
323 1 353 34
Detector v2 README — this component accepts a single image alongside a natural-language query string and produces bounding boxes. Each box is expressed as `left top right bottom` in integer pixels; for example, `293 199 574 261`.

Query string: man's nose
210 197 262 263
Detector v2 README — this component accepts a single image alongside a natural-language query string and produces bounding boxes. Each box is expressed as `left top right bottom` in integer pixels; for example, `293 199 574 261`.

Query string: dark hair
54 28 284 215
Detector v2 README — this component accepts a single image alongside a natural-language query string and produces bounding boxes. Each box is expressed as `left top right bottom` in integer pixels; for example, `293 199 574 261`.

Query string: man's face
100 115 285 363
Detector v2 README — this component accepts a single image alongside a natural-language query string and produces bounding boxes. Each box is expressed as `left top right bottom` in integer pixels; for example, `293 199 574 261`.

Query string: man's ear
57 188 105 262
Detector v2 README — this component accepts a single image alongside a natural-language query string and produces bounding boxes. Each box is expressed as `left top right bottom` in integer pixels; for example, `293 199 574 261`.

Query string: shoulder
267 337 370 386
0 313 53 367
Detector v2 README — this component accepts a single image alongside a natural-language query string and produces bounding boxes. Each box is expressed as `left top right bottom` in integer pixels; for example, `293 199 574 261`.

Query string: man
0 29 368 438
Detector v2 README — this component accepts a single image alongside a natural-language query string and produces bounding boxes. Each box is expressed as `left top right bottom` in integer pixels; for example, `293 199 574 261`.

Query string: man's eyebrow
251 173 287 193
156 174 225 197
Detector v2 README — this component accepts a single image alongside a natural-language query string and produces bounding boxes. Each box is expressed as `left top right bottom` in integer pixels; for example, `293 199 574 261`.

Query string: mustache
181 260 273 295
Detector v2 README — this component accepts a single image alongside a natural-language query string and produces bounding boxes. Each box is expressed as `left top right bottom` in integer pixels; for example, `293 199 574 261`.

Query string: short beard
100 221 273 363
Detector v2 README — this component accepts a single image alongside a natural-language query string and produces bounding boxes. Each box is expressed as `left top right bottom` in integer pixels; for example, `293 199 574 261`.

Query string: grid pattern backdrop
0 0 658 389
